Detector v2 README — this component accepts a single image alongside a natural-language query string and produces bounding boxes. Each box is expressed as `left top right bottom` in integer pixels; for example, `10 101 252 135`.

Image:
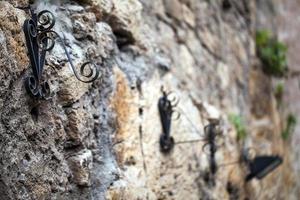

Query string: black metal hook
158 89 180 153
20 5 101 100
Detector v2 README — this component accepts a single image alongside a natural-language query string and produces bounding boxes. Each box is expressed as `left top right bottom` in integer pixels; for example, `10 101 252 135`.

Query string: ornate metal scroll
19 6 100 99
158 88 180 153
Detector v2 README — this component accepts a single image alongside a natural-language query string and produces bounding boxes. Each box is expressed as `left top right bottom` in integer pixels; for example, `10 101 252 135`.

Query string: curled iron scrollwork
20 6 101 99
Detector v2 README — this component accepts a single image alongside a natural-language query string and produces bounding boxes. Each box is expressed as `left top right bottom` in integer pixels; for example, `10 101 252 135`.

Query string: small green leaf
281 114 297 140
229 114 247 141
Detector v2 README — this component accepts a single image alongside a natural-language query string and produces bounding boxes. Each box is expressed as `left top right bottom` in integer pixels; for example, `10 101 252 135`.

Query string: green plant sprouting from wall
256 30 288 77
274 82 284 104
275 82 284 98
229 114 247 141
282 114 297 140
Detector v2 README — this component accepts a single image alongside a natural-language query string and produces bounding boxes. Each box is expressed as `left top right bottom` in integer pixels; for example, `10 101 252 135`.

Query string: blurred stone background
0 0 298 199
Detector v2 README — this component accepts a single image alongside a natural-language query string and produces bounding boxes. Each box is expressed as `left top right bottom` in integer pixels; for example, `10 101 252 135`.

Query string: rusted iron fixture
158 88 180 153
18 5 100 99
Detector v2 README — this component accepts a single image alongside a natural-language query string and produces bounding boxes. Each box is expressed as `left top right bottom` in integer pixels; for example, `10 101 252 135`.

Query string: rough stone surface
256 0 300 198
0 0 298 199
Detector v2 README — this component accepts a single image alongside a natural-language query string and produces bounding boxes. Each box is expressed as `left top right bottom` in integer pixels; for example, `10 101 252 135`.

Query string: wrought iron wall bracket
19 6 100 100
202 122 221 182
158 89 180 153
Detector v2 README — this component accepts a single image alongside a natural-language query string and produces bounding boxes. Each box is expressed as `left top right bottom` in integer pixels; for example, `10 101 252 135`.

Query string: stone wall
0 0 297 199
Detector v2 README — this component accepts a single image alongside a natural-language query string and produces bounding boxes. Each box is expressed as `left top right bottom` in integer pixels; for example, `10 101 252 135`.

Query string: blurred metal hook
158 88 180 153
